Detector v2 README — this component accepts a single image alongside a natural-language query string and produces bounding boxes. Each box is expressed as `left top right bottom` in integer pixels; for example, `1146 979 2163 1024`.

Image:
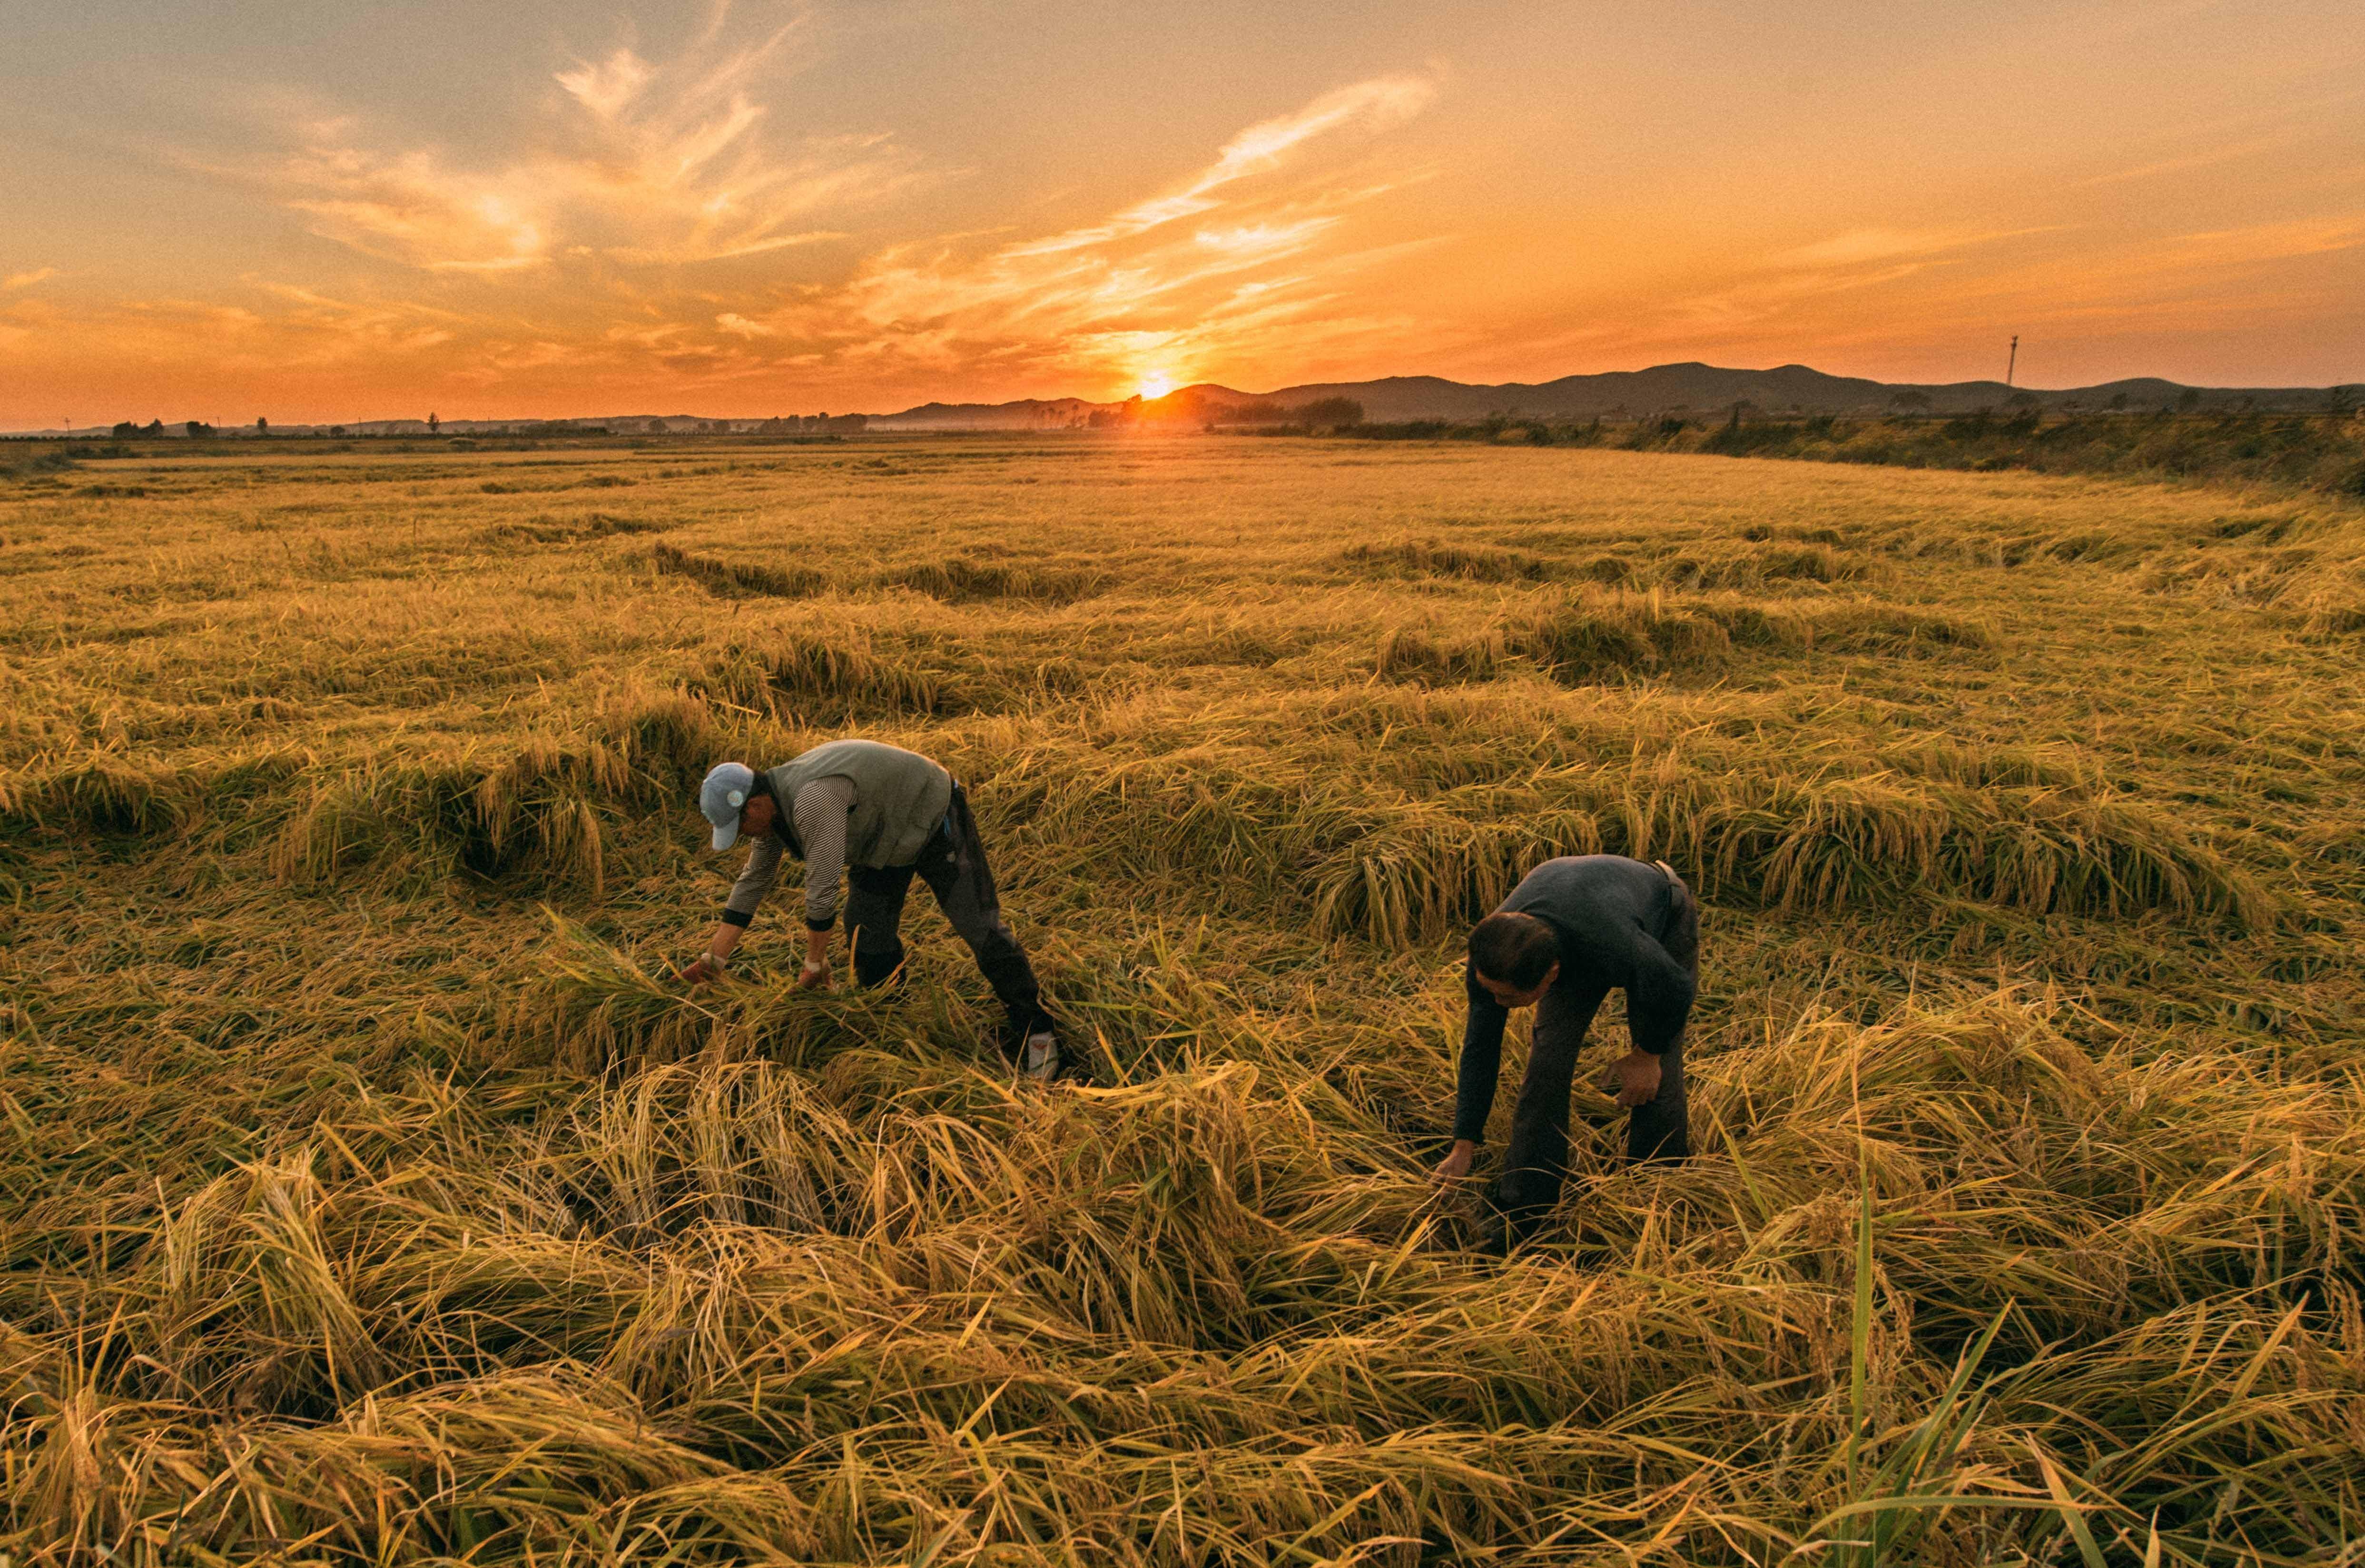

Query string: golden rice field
3 434 2362 1565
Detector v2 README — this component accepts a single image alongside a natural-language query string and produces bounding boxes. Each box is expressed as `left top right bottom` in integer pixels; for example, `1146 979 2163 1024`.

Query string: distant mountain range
867 362 2355 428
11 363 2354 438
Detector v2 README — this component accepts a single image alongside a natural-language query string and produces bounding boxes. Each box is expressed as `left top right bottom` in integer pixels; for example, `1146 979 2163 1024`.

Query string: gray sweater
718 740 955 931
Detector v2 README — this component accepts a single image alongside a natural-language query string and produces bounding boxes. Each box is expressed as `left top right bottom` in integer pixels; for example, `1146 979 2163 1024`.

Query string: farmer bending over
1434 854 1699 1242
679 739 1065 1079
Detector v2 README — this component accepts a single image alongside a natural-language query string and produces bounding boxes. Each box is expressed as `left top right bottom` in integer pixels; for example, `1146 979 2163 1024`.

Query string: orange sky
3 0 2359 426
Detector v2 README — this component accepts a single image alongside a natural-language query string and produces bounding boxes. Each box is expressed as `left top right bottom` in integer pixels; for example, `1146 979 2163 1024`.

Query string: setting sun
1139 374 1173 400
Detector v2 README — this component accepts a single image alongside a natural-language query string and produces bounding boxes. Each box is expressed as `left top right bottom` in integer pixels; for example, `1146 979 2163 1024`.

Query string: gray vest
765 740 953 868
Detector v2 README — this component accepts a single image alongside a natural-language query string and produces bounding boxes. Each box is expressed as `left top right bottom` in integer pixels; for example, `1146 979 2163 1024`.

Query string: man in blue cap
680 739 1066 1080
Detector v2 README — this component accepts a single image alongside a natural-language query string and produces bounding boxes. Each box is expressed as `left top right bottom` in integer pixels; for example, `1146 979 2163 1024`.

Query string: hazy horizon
13 353 2359 439
4 0 2361 426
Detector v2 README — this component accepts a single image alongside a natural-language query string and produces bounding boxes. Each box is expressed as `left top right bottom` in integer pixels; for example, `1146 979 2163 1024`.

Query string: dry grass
4 435 2363 1565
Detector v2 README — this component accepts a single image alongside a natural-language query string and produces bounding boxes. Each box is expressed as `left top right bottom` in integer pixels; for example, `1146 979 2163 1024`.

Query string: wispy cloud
54 285 468 378
32 68 1443 406
1770 227 2054 270
2071 86 2363 190
2078 132 2300 190
264 133 548 272
739 74 1442 391
4 268 59 290
1007 75 1434 258
223 17 904 273
1659 226 2061 335
2163 215 2365 265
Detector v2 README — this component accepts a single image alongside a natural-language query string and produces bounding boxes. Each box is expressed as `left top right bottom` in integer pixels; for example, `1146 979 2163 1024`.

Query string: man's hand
1433 1139 1478 1182
794 957 833 992
680 955 724 986
1606 1049 1663 1108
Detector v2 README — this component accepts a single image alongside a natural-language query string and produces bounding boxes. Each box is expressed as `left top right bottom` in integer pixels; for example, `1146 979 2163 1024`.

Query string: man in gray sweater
1434 854 1699 1243
679 739 1064 1079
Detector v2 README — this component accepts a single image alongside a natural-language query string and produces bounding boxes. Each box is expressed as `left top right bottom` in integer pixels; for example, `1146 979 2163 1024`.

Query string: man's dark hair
1469 912 1558 989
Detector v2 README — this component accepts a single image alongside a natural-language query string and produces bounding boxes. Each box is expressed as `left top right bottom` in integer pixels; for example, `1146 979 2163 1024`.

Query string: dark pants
1495 869 1698 1233
843 784 1052 1045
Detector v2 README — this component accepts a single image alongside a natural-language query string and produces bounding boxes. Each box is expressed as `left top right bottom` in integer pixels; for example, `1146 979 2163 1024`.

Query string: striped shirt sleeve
720 834 783 926
790 774 855 928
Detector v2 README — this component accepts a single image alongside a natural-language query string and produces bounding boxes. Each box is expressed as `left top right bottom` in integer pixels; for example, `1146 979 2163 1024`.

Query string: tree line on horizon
1094 389 1365 430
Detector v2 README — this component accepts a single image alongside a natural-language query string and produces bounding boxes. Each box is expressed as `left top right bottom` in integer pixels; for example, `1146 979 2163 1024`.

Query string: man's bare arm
681 920 746 983
796 924 833 989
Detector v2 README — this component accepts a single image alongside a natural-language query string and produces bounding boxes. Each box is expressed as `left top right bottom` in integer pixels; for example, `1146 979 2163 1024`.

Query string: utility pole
2006 336 2019 389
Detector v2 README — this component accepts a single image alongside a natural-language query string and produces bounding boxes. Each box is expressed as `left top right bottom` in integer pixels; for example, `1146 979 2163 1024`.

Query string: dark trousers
843 785 1051 1044
1495 871 1698 1231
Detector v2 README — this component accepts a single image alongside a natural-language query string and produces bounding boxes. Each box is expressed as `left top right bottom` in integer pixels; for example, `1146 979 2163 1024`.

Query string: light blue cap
699 761 757 851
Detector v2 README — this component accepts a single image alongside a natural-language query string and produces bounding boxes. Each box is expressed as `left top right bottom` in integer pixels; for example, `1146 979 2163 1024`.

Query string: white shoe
1022 1031 1059 1081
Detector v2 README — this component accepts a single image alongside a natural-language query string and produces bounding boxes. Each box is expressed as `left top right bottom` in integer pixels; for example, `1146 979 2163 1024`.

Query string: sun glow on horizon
1138 373 1173 400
